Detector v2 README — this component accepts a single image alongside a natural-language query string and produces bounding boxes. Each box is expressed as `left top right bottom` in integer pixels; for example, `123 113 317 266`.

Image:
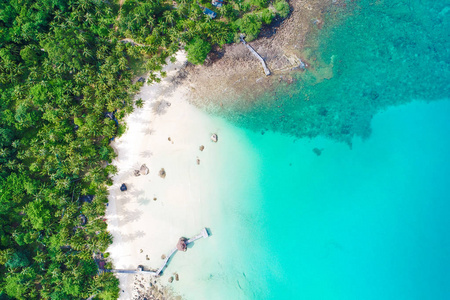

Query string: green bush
235 14 262 42
220 4 239 22
275 0 290 18
185 37 212 65
260 9 274 24
250 0 268 8
74 117 84 126
5 252 29 269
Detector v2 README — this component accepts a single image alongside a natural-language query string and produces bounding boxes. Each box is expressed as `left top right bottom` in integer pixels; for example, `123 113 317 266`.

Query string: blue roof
203 8 217 18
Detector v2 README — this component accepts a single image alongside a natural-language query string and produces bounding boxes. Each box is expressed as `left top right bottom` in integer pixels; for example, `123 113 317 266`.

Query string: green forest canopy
0 0 289 298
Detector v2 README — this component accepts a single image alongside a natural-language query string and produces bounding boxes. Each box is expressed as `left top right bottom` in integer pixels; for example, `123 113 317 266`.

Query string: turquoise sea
172 1 450 299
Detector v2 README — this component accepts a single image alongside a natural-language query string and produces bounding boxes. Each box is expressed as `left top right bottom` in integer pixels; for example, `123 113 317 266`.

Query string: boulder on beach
168 276 174 283
159 168 166 178
174 273 179 281
196 158 200 165
211 133 218 142
134 170 141 177
140 164 149 175
177 237 188 252
199 145 205 151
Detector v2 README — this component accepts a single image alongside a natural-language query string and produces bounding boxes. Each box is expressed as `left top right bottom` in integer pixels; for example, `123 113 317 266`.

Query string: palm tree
164 10 175 27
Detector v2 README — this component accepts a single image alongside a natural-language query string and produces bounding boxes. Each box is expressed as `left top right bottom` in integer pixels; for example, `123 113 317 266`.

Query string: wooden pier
107 228 210 276
240 35 271 76
156 227 209 275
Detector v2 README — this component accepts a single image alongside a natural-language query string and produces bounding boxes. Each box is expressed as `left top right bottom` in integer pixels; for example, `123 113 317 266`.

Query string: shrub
260 9 274 24
235 13 262 41
74 117 84 126
250 0 268 8
185 37 212 65
275 0 290 18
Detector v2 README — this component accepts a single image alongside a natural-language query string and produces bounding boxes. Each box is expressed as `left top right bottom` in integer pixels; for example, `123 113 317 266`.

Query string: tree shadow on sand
120 230 146 243
120 208 144 224
137 197 151 206
140 150 153 158
151 100 171 116
142 127 155 135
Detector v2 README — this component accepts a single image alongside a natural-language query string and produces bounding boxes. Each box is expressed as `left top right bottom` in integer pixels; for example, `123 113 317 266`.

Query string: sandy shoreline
105 2 340 297
106 52 227 299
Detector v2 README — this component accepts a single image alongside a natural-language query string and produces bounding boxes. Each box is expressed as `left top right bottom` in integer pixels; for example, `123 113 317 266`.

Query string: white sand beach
106 51 269 300
106 51 214 298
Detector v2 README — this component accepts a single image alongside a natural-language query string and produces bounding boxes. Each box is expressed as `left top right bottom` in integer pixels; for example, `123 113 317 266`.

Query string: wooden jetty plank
240 35 271 76
107 228 210 276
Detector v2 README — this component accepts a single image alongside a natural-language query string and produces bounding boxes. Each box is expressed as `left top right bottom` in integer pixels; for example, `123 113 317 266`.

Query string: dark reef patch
207 0 450 145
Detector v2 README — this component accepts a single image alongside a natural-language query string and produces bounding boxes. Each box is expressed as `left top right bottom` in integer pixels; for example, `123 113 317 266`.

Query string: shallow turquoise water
174 1 450 299
219 0 449 144
246 99 450 299
175 99 450 300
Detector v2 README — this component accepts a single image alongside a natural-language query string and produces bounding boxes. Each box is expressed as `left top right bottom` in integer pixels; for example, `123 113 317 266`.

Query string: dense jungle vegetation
0 0 289 298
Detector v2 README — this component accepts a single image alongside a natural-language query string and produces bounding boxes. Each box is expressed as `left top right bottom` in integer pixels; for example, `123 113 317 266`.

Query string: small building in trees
79 195 94 203
212 0 224 7
203 8 217 19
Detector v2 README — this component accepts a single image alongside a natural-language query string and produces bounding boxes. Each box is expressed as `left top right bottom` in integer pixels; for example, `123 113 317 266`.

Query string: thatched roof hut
176 237 188 252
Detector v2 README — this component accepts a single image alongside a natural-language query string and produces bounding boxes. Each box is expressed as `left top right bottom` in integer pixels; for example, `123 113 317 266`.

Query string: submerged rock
313 148 323 156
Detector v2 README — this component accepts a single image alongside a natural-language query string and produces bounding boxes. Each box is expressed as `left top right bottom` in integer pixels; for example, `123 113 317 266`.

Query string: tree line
0 0 289 298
